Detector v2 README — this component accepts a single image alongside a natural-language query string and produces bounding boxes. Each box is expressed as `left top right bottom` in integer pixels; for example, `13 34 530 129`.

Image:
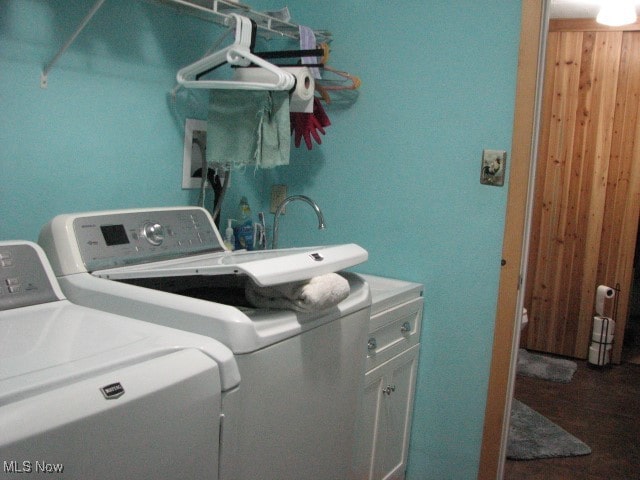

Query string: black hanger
251 48 325 68
252 48 324 60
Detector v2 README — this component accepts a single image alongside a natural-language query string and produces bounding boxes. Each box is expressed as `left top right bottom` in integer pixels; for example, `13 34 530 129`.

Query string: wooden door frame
478 4 640 478
478 0 546 478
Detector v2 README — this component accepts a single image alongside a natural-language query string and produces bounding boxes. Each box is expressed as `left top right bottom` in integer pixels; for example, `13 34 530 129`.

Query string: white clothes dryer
38 206 372 480
0 241 239 480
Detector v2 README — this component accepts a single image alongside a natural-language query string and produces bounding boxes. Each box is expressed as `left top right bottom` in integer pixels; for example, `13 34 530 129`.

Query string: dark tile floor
504 357 640 479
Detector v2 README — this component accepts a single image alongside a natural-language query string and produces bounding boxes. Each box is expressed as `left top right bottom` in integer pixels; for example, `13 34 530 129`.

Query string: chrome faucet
272 195 325 249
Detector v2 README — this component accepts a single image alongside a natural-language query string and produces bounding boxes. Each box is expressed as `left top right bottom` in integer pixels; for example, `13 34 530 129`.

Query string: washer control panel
72 208 224 272
0 243 58 311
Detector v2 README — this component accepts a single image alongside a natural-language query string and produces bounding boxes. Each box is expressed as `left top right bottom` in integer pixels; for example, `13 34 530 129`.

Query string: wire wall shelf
41 0 331 88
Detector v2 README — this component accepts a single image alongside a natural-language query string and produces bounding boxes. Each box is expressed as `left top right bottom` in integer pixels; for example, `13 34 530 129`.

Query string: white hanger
176 14 295 91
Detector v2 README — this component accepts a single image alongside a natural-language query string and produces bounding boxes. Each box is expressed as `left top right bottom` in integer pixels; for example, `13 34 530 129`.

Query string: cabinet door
352 368 385 479
354 345 420 480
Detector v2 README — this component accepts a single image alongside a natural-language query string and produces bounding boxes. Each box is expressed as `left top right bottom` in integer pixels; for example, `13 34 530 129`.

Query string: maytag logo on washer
100 382 125 400
309 252 324 261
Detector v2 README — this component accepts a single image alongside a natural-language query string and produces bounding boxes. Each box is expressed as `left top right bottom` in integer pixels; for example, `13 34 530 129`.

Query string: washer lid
0 300 240 405
92 243 368 287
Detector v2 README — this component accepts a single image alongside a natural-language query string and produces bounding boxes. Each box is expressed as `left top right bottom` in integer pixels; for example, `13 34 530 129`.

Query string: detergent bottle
233 197 254 250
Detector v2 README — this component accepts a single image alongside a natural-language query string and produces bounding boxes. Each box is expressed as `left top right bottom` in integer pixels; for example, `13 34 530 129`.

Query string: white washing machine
0 241 240 480
38 206 372 480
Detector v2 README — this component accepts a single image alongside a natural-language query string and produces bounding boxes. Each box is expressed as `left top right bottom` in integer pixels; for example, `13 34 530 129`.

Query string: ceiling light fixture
596 0 637 26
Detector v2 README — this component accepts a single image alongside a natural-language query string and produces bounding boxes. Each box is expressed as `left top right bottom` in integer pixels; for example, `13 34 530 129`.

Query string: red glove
291 111 324 149
290 98 331 150
313 97 331 129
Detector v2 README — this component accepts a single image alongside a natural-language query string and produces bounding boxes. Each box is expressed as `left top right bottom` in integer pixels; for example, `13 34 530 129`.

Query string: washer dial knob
142 222 164 246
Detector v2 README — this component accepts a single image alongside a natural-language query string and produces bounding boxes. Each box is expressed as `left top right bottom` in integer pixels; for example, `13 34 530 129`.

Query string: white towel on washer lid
245 273 350 312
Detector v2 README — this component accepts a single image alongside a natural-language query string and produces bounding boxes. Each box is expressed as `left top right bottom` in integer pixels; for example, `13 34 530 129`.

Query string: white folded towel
245 273 350 312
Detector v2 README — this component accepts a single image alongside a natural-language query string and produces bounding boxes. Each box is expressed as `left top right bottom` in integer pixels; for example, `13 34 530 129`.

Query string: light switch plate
480 149 507 186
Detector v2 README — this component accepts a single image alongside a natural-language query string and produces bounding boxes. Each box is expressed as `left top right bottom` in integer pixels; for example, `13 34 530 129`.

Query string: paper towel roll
233 66 315 113
595 285 615 316
281 67 315 113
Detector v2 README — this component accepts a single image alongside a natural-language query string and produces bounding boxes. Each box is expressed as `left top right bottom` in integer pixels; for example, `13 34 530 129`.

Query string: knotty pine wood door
524 24 640 362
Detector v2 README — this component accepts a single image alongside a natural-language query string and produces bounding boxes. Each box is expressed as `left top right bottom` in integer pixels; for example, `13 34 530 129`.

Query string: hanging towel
299 25 321 80
245 273 350 312
206 89 290 169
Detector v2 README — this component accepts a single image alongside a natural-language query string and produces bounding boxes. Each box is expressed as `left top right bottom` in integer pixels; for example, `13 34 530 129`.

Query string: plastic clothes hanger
176 14 295 91
312 44 361 103
321 66 361 89
315 67 361 104
317 42 330 65
195 48 325 77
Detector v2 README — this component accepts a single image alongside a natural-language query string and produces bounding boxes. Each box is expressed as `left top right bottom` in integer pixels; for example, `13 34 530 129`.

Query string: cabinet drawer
366 297 422 371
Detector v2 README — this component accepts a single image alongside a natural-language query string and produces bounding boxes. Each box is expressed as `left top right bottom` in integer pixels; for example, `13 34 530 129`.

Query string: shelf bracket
40 0 107 89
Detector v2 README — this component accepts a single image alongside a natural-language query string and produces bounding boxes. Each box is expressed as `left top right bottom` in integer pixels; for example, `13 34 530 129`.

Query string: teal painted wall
0 0 209 239
235 2 522 478
1 1 522 478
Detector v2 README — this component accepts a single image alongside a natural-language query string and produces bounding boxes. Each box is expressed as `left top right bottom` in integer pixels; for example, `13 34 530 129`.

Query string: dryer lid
0 301 240 405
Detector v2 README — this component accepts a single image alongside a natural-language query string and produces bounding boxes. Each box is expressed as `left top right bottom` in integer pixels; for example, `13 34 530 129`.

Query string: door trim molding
478 1 546 478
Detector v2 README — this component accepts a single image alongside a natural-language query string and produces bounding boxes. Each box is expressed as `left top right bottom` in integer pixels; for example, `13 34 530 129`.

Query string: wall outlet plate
182 118 208 189
270 184 287 213
480 149 507 186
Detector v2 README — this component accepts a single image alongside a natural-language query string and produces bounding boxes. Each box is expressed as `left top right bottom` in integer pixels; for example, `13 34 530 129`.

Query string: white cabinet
353 275 423 480
357 344 420 480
